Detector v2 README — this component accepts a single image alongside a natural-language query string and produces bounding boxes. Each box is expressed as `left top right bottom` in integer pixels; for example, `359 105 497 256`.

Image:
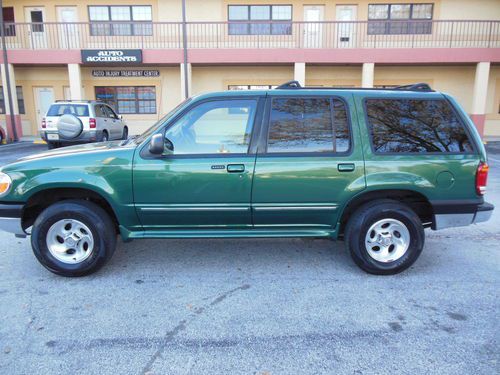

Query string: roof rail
275 80 302 89
394 83 433 92
273 81 434 92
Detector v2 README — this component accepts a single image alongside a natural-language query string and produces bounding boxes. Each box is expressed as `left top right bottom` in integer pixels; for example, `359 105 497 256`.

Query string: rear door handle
227 164 245 173
338 163 355 172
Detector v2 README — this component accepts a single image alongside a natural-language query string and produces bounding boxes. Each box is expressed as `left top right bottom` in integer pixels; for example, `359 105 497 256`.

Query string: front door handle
338 163 355 172
227 164 245 173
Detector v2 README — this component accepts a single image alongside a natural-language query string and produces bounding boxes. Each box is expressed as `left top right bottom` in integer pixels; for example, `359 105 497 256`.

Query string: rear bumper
0 203 25 236
432 201 494 230
41 130 103 144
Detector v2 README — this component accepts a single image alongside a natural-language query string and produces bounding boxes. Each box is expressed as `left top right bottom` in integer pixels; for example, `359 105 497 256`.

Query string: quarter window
88 5 152 36
267 97 350 153
165 99 257 155
228 5 292 35
368 3 433 35
365 99 474 153
95 86 156 114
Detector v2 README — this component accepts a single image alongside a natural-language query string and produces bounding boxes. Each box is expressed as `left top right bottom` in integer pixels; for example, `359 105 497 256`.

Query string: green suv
0 82 493 276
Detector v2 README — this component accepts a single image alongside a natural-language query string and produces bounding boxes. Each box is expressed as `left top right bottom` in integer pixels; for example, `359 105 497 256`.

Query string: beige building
0 0 499 141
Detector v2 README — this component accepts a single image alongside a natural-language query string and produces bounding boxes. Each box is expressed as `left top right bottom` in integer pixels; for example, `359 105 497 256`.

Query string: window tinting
228 5 292 35
365 99 474 153
47 104 89 117
368 3 433 35
89 5 152 36
165 99 257 155
95 86 156 114
267 98 350 153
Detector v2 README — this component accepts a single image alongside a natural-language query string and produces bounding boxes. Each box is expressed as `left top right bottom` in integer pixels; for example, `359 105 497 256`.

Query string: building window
2 7 15 36
368 3 433 35
95 86 156 114
228 5 292 35
88 6 152 36
0 86 25 114
228 85 277 90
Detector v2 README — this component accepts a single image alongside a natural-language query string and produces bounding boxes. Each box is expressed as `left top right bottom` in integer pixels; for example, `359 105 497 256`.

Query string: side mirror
149 133 164 155
118 115 123 120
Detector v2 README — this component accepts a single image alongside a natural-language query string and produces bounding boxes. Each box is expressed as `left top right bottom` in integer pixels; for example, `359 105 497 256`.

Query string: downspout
0 1 18 142
181 0 189 99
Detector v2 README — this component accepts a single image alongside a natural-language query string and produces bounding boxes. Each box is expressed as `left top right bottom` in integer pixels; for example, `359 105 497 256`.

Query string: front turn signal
0 172 12 197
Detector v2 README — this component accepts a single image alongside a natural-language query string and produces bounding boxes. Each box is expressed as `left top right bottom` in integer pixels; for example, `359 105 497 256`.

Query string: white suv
40 100 128 149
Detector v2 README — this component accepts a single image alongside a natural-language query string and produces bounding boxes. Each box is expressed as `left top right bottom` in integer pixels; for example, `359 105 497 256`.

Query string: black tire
344 199 425 275
0 130 3 145
47 142 59 150
101 131 109 142
31 200 116 277
121 127 128 140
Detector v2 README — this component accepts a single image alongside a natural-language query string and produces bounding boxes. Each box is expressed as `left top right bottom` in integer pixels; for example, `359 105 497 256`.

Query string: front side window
228 5 292 35
267 97 350 153
368 3 433 35
95 86 156 114
165 99 257 155
365 98 474 153
89 5 152 36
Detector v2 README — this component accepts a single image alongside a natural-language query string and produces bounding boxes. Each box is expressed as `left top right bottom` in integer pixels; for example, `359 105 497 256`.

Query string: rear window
47 104 89 117
365 98 474 153
267 97 351 153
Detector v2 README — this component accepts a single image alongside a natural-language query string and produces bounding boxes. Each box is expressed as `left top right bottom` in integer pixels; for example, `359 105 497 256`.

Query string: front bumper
0 203 26 236
433 202 494 230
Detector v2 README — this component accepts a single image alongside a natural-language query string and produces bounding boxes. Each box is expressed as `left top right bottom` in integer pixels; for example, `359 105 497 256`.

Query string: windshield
134 98 192 144
47 104 89 117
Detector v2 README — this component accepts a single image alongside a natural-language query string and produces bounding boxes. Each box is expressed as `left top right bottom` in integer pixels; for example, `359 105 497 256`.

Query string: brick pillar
470 62 490 137
0 63 22 142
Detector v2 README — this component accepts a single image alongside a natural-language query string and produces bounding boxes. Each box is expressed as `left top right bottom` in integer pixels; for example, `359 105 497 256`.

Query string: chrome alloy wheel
364 218 410 263
46 219 94 264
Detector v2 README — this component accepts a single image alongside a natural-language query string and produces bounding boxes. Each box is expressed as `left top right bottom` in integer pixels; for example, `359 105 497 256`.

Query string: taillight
476 162 489 195
89 118 96 129
41 118 46 128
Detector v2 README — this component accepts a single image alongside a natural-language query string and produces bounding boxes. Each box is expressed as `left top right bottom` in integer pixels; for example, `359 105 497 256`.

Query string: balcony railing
2 20 499 50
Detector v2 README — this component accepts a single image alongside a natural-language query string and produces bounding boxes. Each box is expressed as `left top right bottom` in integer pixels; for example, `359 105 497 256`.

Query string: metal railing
2 20 499 50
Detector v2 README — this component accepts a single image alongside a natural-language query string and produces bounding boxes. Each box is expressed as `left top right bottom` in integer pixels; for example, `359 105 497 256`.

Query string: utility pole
181 0 189 99
0 0 18 142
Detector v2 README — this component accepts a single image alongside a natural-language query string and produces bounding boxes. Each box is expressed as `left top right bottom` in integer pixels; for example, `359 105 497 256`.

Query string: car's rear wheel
47 142 60 150
101 131 109 142
31 200 116 277
344 199 425 275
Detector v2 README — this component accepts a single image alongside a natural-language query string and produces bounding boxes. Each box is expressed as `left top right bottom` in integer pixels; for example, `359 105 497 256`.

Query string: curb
33 140 47 144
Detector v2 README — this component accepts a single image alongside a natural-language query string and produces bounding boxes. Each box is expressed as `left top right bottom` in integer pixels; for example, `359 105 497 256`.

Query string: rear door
133 96 264 231
103 105 122 139
251 93 366 233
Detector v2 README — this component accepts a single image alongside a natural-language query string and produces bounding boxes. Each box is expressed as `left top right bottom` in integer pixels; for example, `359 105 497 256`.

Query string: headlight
0 172 12 197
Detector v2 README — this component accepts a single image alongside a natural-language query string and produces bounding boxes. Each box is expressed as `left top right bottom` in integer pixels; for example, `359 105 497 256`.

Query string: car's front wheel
344 199 425 275
31 200 116 277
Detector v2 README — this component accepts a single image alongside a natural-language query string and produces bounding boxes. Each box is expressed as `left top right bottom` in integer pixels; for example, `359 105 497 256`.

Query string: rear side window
267 97 351 153
47 104 89 117
365 99 473 153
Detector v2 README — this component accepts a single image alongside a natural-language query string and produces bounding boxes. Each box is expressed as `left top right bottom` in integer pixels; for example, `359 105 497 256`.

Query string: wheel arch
337 189 433 238
22 187 120 233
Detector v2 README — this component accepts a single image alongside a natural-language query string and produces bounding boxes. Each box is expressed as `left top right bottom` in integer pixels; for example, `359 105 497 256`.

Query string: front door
34 87 54 129
56 6 78 49
24 7 47 49
303 5 324 48
133 97 263 231
336 5 357 47
251 94 366 233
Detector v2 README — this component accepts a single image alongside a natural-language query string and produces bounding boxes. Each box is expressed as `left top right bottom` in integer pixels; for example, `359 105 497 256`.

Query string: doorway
336 5 357 47
303 5 324 48
34 87 54 129
24 7 47 49
56 6 79 49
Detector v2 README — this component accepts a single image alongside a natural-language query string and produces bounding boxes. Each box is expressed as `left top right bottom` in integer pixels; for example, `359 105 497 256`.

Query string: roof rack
55 100 103 103
274 81 434 92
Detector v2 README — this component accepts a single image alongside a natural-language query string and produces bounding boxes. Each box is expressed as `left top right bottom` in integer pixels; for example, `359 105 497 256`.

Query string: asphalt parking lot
0 142 499 375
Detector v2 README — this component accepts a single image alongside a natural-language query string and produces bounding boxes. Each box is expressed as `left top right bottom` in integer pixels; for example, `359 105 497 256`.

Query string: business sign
81 49 142 64
92 70 160 78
